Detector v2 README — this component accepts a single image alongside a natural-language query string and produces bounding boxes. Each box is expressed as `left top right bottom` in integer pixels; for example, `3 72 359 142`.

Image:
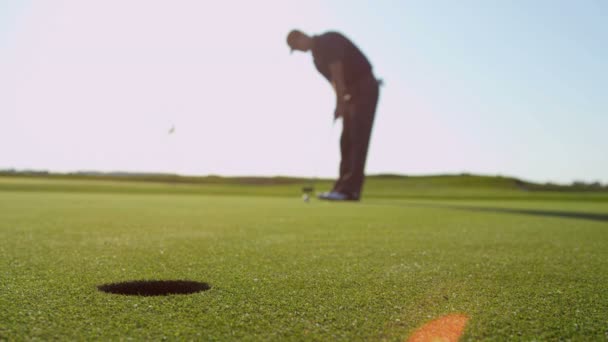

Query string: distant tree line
1 169 607 191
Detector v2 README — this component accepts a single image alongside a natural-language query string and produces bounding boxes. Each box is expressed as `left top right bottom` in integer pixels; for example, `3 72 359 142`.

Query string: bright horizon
1 1 606 184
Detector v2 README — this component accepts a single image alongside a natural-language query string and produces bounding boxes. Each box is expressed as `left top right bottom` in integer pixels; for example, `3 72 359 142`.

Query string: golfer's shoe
317 191 358 201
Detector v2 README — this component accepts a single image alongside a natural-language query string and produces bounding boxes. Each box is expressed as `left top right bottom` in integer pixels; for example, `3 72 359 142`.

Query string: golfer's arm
329 61 348 101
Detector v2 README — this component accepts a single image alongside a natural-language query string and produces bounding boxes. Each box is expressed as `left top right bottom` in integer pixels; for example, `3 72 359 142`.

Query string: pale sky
1 1 606 184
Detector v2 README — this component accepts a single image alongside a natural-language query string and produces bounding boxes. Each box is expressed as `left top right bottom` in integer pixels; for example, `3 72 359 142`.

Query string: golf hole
97 280 211 296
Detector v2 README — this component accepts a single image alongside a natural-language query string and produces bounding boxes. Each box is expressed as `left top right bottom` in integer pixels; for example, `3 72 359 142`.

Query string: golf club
302 119 338 202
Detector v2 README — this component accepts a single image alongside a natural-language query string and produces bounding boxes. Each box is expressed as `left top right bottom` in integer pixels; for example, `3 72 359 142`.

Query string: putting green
1 179 607 340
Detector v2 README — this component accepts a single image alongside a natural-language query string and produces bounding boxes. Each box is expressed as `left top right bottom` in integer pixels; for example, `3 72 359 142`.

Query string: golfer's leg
345 112 373 197
334 114 352 191
333 111 368 197
336 83 379 198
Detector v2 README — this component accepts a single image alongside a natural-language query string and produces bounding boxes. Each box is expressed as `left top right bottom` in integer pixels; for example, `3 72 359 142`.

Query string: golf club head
302 186 314 194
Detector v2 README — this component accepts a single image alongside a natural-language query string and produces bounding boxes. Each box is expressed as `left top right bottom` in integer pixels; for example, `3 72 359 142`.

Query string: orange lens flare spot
406 314 469 342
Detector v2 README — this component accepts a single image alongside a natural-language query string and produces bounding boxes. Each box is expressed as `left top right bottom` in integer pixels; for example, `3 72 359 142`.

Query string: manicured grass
1 178 607 340
2 174 608 201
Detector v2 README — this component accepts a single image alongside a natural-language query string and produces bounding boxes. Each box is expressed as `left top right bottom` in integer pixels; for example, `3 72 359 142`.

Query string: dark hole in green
98 280 211 296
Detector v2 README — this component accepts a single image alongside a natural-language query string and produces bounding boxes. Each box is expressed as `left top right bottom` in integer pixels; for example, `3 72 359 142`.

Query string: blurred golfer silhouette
287 30 380 201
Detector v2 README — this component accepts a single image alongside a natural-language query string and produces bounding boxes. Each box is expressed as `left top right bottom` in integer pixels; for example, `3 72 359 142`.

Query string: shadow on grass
441 205 608 222
419 204 608 223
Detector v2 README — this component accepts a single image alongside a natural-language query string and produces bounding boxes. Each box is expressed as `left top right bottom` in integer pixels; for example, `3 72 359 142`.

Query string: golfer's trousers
333 74 379 199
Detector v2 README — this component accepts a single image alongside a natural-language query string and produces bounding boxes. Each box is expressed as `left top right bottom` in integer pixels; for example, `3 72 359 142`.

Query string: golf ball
302 194 310 202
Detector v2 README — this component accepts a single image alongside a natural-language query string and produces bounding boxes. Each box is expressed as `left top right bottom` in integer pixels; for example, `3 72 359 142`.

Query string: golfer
287 30 380 201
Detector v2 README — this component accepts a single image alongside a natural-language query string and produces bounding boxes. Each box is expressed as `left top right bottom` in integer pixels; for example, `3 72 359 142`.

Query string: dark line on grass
373 202 608 223
442 206 608 223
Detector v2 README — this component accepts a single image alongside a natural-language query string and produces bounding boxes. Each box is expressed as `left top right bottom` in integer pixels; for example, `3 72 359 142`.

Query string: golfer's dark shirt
312 32 372 87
